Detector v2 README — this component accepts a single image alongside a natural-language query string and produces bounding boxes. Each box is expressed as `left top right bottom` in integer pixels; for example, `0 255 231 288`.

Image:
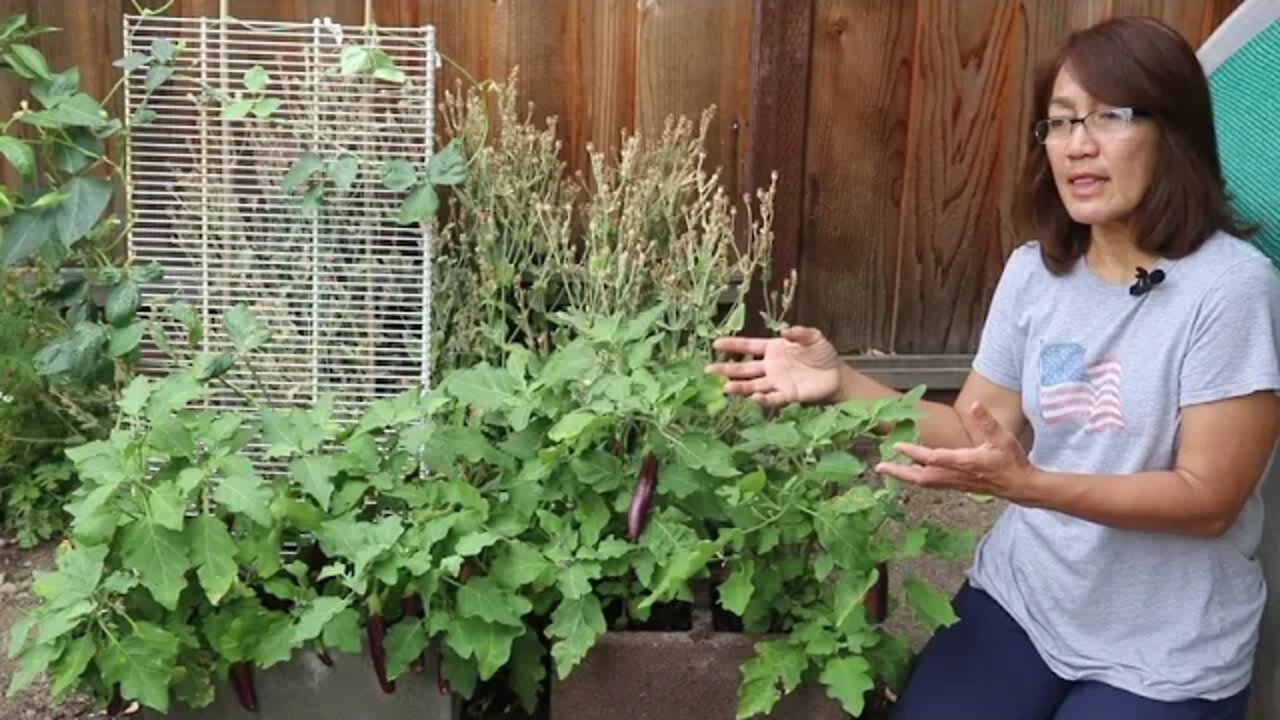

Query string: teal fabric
1208 20 1280 266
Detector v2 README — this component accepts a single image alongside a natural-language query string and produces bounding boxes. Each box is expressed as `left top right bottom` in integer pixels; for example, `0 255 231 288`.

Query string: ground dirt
886 487 1006 649
0 540 102 720
0 487 1004 719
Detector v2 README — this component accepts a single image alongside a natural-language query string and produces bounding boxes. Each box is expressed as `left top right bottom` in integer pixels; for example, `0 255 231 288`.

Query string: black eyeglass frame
1032 107 1153 144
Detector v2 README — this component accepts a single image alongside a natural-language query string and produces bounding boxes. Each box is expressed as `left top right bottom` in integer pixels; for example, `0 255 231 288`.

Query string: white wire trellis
123 14 438 422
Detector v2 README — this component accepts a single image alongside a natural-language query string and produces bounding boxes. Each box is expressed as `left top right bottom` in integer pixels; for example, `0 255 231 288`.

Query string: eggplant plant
8 301 970 718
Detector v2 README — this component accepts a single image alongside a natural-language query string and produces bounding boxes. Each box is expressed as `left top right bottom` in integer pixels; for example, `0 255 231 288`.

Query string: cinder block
551 627 851 720
144 643 458 720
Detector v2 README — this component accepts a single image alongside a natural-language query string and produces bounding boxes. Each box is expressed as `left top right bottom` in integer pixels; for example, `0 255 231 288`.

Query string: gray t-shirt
968 232 1280 701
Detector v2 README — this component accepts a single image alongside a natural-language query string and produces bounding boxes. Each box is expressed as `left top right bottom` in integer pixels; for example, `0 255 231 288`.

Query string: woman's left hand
875 401 1038 504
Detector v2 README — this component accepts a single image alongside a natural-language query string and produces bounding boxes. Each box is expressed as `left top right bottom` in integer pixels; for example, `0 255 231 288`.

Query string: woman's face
1045 67 1159 230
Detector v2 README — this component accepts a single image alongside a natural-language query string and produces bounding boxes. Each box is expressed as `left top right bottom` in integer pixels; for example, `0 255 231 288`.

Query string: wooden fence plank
635 0 752 202
853 352 974 391
1104 0 1228 44
21 0 125 218
162 1 217 17
892 0 1022 355
217 0 363 24
1067 0 1114 27
797 0 917 354
574 0 637 173
744 0 814 333
377 0 631 179
389 1 497 124
28 0 123 101
488 0 579 160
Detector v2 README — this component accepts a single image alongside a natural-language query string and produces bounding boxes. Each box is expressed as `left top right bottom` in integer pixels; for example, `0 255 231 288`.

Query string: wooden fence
0 0 1243 386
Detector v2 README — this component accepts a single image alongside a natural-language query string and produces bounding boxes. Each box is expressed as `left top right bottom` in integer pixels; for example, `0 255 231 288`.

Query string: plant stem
95 618 119 645
44 136 125 178
48 388 103 432
216 377 260 410
35 394 90 437
6 435 81 445
436 51 480 90
132 0 176 16
243 360 277 409
100 74 129 107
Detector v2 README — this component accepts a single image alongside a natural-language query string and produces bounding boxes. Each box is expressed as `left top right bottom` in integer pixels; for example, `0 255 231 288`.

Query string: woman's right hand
705 326 844 408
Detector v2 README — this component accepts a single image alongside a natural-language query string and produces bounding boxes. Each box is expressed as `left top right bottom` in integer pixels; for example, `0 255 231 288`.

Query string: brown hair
1023 16 1254 274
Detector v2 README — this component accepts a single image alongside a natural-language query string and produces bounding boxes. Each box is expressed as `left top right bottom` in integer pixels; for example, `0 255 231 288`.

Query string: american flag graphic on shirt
1038 343 1125 432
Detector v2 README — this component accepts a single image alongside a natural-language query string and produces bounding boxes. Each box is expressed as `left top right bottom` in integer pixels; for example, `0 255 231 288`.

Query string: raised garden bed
552 574 892 720
143 643 458 720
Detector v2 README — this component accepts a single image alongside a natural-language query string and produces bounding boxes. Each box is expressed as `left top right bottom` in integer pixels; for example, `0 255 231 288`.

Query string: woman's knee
890 583 1068 720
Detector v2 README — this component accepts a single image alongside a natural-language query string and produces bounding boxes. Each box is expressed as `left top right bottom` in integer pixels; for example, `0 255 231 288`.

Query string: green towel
1207 19 1280 266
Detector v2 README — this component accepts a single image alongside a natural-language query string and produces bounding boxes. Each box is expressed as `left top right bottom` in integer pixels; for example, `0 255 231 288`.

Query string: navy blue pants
891 583 1252 720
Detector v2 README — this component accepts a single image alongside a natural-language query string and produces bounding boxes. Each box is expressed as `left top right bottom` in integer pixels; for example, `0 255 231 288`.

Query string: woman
707 16 1279 720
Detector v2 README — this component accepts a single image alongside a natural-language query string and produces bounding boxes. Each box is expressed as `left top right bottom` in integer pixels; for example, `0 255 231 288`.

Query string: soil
0 487 1004 719
0 540 101 720
887 487 1006 650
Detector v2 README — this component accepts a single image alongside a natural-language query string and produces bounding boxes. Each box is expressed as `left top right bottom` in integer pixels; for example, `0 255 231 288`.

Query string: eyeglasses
1033 107 1151 144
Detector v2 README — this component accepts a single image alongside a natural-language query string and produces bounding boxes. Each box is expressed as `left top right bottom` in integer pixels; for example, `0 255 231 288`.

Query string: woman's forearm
832 364 976 450
1021 467 1233 538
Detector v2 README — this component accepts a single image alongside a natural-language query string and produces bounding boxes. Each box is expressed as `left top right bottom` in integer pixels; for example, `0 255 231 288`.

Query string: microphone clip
1129 266 1166 296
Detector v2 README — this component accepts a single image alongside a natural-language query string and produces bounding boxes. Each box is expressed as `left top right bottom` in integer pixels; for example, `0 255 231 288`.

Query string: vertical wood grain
892 0 1022 354
1108 0 1242 45
22 0 125 217
797 0 917 353
488 0 578 162
376 0 622 179
384 0 497 120
149 0 212 16
574 0 637 173
219 0 363 24
744 0 815 332
635 0 753 202
28 0 123 101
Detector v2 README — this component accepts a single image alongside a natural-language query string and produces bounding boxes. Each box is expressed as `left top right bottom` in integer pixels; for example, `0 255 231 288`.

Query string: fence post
744 0 814 334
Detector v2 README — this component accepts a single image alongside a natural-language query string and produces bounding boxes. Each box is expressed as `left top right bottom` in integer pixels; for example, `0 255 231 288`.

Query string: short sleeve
972 244 1036 391
1179 259 1280 407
